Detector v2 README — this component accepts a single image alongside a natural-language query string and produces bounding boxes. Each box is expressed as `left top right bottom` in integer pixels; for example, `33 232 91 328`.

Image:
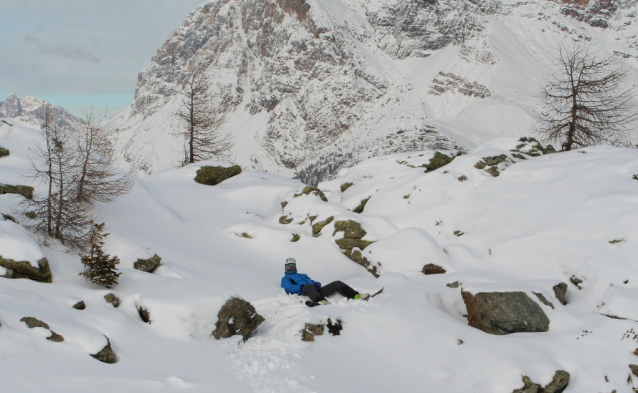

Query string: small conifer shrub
80 222 121 287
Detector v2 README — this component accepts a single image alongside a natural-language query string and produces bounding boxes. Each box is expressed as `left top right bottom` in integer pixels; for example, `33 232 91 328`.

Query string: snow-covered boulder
599 286 638 321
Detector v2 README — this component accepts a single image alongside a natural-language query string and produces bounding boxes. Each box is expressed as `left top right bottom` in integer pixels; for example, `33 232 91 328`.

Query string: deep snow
1 119 638 392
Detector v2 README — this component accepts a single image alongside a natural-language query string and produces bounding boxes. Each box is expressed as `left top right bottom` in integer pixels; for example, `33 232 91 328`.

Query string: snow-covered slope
2 118 638 392
109 0 638 183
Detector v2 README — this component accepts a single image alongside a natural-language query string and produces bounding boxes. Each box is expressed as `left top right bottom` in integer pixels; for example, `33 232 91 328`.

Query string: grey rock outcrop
212 297 265 340
1 257 52 283
462 291 550 335
134 254 162 273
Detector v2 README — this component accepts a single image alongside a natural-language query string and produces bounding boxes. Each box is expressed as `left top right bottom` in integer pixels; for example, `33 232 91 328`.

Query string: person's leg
301 284 323 302
320 281 358 299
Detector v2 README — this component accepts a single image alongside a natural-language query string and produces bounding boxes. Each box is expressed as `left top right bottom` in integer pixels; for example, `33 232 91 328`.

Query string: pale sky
0 0 205 116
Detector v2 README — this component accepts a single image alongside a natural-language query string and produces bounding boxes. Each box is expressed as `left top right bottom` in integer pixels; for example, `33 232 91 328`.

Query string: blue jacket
281 272 316 295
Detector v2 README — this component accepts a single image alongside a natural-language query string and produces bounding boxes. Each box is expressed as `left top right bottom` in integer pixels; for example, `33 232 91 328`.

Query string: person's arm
300 274 316 285
281 276 303 294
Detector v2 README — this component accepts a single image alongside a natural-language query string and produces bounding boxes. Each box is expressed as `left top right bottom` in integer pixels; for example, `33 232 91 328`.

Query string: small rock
134 254 161 273
570 275 583 289
20 316 50 329
485 166 500 177
457 175 468 182
446 281 461 288
104 293 120 307
138 305 151 324
212 297 265 341
462 291 550 335
2 213 16 223
194 165 241 186
279 215 293 224
327 318 343 336
474 161 487 169
512 376 542 393
553 282 568 305
91 337 117 364
532 292 554 309
301 323 324 342
73 301 86 310
544 370 570 393
422 263 446 275
47 331 64 342
291 233 300 242
630 364 638 377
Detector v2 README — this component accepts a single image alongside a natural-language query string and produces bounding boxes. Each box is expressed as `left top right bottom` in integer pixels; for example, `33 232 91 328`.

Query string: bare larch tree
535 45 638 151
75 110 132 204
174 62 233 165
28 105 93 247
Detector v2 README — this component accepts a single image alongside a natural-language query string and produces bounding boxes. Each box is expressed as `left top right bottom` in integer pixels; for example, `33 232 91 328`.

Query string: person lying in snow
281 258 370 305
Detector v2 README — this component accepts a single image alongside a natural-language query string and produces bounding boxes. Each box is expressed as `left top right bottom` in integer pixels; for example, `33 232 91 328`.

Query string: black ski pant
301 281 358 302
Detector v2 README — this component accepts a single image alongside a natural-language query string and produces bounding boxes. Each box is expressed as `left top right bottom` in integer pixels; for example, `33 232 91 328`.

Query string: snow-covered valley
1 117 637 392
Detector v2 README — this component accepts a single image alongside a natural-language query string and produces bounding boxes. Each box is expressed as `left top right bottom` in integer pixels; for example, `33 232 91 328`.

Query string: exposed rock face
462 291 550 335
0 94 81 129
108 0 464 182
429 72 491 98
333 220 378 277
212 297 265 340
194 165 242 186
301 322 324 342
134 254 162 273
423 151 455 173
294 186 327 202
91 337 117 364
513 371 570 393
0 257 52 283
312 216 334 237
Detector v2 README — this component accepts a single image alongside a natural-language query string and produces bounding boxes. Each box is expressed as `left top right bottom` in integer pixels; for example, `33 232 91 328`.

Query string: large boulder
134 254 161 273
212 297 265 341
462 291 550 335
194 165 241 186
0 257 52 283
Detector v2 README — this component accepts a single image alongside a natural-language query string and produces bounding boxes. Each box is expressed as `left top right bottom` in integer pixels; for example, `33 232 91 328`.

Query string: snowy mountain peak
109 0 638 183
0 94 81 130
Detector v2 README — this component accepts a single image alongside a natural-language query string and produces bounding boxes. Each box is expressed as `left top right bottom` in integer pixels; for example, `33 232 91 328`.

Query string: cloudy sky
0 0 205 116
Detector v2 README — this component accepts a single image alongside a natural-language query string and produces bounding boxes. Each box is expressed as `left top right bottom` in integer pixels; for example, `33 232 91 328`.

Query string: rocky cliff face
109 0 638 182
0 94 80 130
